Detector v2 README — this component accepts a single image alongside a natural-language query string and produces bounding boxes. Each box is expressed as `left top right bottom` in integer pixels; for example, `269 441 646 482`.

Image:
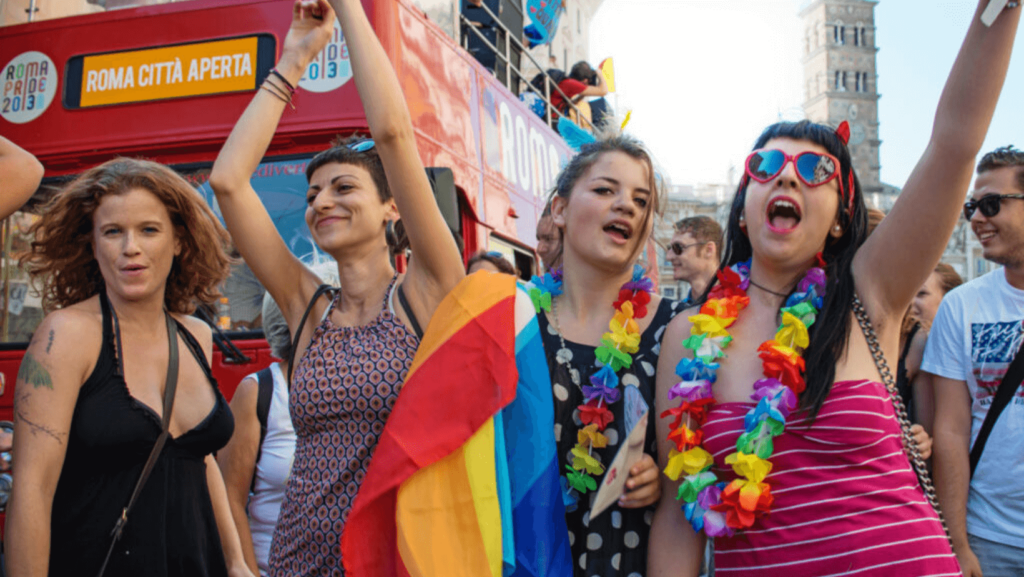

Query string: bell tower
800 0 882 196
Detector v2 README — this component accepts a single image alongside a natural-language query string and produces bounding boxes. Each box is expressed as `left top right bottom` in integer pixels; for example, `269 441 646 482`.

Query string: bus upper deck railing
459 1 597 132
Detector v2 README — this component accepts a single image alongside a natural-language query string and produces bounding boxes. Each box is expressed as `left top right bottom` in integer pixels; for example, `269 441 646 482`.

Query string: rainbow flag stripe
342 272 572 576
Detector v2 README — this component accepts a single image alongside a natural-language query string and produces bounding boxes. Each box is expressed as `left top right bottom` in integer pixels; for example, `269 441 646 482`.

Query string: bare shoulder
661 304 698 346
38 299 103 357
228 374 259 416
175 313 212 341
23 298 104 390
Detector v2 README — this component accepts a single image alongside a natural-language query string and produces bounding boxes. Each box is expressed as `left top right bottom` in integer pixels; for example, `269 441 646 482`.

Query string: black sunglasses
963 193 1024 220
668 241 707 256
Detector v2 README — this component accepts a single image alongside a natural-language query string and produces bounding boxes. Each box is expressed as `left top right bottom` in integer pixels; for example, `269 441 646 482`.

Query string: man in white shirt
924 146 1024 577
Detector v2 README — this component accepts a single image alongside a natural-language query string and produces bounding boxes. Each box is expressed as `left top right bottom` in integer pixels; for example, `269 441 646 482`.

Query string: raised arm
326 0 464 319
208 0 334 323
855 2 1019 318
5 312 90 577
648 313 705 576
0 136 44 220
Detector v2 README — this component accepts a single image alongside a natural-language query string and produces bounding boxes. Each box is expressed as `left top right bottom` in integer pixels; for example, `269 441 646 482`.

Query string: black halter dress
48 296 234 577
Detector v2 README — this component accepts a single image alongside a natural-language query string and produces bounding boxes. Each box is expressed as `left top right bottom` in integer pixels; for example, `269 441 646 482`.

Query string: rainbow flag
342 272 572 577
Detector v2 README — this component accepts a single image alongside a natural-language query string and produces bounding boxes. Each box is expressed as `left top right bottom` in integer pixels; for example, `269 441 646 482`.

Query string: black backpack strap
287 284 337 389
970 340 1024 477
396 282 424 340
250 367 274 493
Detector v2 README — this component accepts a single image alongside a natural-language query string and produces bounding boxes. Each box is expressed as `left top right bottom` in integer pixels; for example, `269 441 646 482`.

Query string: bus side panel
0 350 21 423
210 338 276 402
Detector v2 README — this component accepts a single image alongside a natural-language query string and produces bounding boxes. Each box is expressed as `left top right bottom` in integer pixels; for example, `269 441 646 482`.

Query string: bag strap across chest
97 295 180 577
969 333 1024 477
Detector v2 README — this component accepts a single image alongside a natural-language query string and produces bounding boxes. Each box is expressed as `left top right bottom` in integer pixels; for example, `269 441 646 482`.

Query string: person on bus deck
549 61 608 120
0 135 44 220
218 292 301 577
207 0 464 574
466 250 515 275
6 158 253 577
523 132 686 576
649 3 1019 575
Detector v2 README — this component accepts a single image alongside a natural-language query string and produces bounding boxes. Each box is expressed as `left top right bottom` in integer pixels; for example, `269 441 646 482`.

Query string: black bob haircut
711 120 870 419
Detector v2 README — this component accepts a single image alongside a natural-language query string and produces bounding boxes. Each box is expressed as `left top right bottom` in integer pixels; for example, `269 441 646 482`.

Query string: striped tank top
702 379 960 576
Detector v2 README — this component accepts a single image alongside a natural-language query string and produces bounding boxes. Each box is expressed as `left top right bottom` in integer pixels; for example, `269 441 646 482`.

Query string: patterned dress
539 298 681 576
268 277 420 576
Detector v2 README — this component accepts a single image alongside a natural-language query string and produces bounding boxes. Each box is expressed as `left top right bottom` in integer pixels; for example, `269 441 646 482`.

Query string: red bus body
0 0 573 412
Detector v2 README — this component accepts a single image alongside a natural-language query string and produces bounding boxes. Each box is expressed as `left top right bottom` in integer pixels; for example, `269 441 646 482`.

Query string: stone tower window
833 23 845 45
835 71 848 91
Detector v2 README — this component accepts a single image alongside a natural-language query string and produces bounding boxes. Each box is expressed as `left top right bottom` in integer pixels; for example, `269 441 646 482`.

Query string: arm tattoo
18 351 53 390
14 388 65 445
46 329 54 354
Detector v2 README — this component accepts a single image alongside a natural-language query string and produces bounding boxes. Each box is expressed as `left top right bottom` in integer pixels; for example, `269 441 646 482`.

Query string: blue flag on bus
524 0 563 48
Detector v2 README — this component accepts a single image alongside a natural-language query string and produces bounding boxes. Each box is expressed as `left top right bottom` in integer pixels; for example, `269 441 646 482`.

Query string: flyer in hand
590 385 649 519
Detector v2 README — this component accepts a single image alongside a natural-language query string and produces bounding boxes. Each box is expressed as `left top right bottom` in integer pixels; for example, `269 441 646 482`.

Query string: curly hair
977 145 1024 191
20 158 232 314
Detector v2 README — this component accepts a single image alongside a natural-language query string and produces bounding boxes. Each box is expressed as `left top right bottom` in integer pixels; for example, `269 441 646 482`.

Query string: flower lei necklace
662 256 826 536
528 264 654 499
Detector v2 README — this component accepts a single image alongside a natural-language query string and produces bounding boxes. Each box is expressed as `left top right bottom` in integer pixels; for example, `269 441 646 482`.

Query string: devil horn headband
835 121 851 146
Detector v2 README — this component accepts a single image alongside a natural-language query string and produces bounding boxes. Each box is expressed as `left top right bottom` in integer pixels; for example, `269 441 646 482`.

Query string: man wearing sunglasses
668 216 722 305
925 145 1024 577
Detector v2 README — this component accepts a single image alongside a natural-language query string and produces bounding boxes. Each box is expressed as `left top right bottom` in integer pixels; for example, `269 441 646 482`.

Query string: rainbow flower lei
529 265 653 499
662 258 826 536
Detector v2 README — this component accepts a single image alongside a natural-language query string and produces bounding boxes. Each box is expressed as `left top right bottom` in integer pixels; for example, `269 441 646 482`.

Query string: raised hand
281 0 335 72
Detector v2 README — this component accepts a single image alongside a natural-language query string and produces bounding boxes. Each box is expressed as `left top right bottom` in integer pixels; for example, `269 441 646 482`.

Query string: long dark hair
713 120 869 418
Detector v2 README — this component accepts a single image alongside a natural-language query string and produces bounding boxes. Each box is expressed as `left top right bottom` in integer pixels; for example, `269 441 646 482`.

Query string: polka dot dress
540 298 681 576
269 278 419 576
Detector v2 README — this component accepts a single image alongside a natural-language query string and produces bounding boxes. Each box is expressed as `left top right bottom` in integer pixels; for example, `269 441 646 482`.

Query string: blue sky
590 0 1022 190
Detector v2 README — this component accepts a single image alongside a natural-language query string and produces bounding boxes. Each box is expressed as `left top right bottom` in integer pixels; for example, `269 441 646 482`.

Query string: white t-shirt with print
922 267 1024 547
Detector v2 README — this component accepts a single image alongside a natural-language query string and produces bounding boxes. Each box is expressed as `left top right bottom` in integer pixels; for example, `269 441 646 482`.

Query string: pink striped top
703 380 960 577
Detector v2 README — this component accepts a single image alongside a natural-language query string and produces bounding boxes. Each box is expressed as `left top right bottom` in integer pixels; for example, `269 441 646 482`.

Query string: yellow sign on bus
78 36 260 108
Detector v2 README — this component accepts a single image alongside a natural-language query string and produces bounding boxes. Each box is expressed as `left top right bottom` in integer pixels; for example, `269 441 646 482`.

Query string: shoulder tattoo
18 352 53 390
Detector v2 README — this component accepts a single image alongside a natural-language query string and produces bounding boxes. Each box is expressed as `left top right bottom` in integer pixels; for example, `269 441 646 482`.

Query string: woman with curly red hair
6 158 254 577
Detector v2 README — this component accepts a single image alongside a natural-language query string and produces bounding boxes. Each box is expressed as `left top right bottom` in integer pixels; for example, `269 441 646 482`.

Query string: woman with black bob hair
649 3 1019 575
208 0 464 573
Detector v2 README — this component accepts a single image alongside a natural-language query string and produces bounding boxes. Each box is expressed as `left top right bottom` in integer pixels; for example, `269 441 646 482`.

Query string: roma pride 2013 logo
298 19 352 93
1 51 57 124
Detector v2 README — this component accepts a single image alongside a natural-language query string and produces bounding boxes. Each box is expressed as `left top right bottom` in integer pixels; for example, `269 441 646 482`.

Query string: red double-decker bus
0 0 575 413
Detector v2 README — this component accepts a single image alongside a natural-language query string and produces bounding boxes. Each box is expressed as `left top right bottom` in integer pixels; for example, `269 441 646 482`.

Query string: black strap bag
96 310 180 577
969 340 1024 477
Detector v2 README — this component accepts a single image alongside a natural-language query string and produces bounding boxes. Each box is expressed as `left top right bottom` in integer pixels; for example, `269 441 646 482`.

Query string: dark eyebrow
590 175 651 195
308 174 358 194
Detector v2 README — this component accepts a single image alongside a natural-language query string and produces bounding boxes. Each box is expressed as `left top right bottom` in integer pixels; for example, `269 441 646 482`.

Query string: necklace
662 258 826 536
528 264 654 501
747 277 789 298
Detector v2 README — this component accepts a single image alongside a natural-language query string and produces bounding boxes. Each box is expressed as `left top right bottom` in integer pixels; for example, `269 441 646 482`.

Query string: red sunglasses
744 149 855 215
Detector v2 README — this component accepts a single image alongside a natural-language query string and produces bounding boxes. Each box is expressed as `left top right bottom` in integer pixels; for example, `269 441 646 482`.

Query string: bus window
486 233 534 282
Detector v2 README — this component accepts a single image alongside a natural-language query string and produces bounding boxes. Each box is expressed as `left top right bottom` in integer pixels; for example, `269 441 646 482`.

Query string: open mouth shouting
603 220 634 244
766 196 802 233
